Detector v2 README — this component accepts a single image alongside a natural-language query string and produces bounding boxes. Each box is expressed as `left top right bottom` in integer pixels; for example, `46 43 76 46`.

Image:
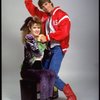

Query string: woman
20 16 56 100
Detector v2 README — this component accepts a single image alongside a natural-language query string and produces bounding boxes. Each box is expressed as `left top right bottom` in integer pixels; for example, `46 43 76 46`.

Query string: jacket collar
49 6 60 16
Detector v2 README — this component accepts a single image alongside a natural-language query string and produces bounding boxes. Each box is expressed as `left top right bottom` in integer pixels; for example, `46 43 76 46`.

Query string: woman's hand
38 34 47 43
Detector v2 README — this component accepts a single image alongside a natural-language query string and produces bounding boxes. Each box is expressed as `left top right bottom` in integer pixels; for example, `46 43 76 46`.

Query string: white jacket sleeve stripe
53 8 60 15
46 34 50 41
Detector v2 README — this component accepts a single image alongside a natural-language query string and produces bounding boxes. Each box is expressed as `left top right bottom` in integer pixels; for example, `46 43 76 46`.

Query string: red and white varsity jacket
24 0 71 53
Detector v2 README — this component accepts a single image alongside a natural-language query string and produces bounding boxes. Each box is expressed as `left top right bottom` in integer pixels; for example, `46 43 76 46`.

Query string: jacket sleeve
24 0 44 18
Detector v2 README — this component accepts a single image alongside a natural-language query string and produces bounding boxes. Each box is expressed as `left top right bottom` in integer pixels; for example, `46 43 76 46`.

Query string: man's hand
38 34 47 43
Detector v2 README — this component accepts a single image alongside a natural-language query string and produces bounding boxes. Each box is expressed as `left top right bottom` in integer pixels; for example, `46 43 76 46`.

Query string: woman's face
29 23 41 37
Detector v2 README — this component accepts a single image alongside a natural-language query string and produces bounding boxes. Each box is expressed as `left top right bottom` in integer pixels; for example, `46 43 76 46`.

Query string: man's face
41 2 54 13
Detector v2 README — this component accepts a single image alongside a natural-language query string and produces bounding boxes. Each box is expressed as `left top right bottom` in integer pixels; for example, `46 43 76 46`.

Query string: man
24 0 77 100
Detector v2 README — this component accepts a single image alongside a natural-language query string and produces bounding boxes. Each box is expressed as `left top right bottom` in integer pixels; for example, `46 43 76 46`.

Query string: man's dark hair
38 0 53 9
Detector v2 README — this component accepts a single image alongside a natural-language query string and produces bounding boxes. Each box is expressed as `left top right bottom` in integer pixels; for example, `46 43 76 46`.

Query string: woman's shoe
51 86 59 99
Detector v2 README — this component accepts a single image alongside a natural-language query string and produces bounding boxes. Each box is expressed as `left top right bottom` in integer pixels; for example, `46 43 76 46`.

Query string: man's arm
48 18 71 41
46 9 71 42
24 0 44 18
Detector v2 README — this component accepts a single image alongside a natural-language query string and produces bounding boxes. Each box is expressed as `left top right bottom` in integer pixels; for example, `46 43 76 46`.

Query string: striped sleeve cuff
46 34 50 41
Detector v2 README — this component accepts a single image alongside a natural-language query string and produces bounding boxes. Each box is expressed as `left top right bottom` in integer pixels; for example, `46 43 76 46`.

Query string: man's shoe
63 84 77 100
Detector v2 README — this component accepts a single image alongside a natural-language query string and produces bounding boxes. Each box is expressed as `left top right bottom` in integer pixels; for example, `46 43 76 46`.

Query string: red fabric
63 84 77 100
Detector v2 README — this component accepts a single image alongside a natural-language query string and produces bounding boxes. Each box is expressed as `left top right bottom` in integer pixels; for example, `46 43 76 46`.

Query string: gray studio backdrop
2 0 99 100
